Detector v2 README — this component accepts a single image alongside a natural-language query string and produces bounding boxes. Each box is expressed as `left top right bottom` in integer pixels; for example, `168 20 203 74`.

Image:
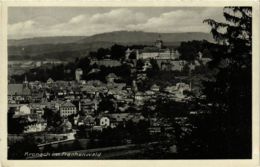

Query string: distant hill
78 31 214 44
8 31 214 61
8 36 86 46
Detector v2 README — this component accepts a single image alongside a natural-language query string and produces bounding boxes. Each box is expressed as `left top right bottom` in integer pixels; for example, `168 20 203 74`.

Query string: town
5 5 253 161
8 37 215 159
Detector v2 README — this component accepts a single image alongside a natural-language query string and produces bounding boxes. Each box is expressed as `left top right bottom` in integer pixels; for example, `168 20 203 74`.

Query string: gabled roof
8 84 31 96
106 73 118 79
60 101 76 108
151 84 160 89
47 78 54 83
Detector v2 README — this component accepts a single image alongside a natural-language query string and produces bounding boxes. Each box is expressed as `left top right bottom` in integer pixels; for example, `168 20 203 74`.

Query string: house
73 114 80 125
102 113 144 126
46 78 54 85
87 68 100 75
150 84 160 92
79 99 98 115
145 90 155 96
170 60 187 71
141 61 152 71
148 127 161 134
106 73 118 83
135 92 144 101
201 57 212 65
59 101 77 117
164 82 190 94
130 113 145 123
16 104 31 115
60 119 73 132
81 85 98 95
83 115 96 126
74 115 96 126
90 59 122 67
109 113 132 122
92 126 103 131
8 84 31 103
100 117 110 128
134 92 150 105
188 63 196 71
30 104 44 116
32 92 44 102
176 82 191 93
109 118 118 128
24 121 47 133
197 51 212 65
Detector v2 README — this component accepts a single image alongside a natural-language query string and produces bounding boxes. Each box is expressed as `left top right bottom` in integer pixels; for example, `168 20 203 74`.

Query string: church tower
23 75 29 87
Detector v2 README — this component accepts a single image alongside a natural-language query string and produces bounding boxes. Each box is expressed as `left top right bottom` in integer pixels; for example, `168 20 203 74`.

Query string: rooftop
60 101 76 108
8 84 31 96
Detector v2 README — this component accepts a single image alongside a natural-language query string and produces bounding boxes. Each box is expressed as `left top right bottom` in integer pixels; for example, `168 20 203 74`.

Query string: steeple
24 75 27 83
23 75 29 88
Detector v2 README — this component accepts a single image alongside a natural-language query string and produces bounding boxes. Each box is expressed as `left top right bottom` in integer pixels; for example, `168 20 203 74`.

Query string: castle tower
155 34 163 49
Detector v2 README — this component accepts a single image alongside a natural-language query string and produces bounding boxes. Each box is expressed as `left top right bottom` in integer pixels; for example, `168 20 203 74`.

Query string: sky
8 7 226 39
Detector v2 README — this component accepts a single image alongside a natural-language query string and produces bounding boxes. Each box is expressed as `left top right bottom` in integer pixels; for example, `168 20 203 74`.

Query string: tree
147 59 160 77
43 108 62 129
8 137 40 159
42 145 55 154
8 108 24 134
96 48 110 60
110 44 126 60
128 52 136 59
76 57 90 70
198 7 252 158
98 96 116 113
136 59 144 70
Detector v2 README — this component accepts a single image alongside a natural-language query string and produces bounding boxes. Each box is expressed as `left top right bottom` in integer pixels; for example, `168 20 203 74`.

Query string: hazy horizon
8 7 225 39
8 30 212 40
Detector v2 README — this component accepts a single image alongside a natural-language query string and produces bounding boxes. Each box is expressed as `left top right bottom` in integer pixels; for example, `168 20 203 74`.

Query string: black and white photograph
6 5 253 160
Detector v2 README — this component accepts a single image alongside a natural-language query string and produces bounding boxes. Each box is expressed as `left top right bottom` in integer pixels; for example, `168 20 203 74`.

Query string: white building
16 105 31 115
24 122 47 133
100 117 110 128
59 101 77 117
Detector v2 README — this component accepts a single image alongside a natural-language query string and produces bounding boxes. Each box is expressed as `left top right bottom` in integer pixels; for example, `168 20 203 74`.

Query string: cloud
90 8 147 25
127 8 225 33
8 8 225 39
69 15 86 24
8 20 35 36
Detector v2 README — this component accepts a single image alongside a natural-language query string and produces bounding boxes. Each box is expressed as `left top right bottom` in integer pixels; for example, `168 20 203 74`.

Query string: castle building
133 36 180 60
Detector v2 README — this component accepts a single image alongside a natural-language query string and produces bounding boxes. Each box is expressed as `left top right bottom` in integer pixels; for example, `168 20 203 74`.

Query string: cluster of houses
8 37 210 146
8 68 191 137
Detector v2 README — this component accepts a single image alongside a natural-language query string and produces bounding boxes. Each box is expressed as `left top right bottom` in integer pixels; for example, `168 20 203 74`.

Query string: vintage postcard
0 0 259 167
